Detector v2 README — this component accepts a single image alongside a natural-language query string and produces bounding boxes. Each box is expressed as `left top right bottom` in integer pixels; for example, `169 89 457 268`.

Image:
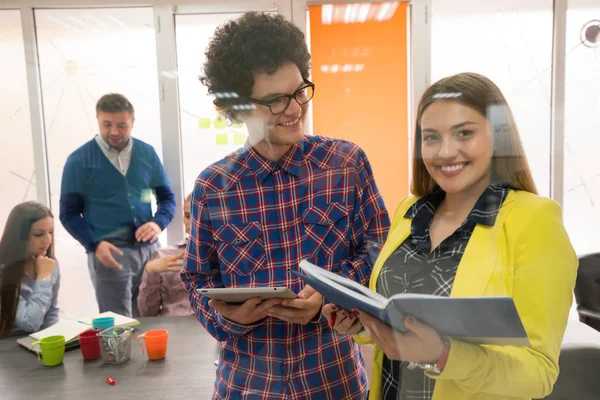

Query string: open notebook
295 260 530 346
17 311 139 354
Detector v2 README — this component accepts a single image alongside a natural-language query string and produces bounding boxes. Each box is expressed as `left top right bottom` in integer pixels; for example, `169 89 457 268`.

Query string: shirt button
282 229 287 235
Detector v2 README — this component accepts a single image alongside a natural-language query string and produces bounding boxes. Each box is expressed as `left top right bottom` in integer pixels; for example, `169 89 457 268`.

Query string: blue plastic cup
92 317 115 331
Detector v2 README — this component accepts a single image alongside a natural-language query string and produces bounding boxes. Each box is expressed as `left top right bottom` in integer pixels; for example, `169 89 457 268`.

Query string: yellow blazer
359 190 577 400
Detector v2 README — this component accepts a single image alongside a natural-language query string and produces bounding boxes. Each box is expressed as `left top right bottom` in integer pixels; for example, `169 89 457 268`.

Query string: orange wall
309 3 409 214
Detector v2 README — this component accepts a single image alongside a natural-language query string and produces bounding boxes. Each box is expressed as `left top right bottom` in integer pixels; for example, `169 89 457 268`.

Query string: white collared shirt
95 134 133 176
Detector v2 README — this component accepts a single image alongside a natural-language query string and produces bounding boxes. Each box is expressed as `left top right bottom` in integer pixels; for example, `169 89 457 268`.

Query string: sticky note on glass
141 189 153 203
233 133 246 146
198 118 211 129
216 133 228 146
214 118 227 129
232 121 244 129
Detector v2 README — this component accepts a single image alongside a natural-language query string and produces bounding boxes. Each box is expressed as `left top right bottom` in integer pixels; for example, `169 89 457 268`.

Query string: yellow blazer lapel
450 223 499 297
450 191 515 297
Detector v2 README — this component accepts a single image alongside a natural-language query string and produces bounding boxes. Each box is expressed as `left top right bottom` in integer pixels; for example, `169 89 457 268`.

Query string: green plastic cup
32 335 65 367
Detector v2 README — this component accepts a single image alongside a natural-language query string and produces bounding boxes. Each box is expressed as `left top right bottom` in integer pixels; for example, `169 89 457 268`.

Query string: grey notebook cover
386 296 531 346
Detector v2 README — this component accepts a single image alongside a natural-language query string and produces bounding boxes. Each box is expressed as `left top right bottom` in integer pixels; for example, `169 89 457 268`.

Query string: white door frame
550 0 567 207
19 5 50 208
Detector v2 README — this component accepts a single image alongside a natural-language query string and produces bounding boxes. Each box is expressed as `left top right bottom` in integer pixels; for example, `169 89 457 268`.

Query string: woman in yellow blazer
323 72 577 400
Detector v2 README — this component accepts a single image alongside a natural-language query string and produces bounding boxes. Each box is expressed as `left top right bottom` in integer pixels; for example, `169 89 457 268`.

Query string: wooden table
0 316 219 400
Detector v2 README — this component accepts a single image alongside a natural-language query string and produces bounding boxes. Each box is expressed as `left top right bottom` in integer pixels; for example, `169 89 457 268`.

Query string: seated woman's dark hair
0 202 54 336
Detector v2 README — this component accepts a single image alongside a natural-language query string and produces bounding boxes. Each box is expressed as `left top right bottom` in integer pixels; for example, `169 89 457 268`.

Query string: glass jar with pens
98 327 134 365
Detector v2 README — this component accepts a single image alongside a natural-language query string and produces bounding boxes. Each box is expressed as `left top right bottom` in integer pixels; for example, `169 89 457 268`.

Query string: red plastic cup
79 329 102 361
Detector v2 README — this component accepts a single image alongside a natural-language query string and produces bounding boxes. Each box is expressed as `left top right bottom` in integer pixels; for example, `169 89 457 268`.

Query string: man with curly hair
181 12 390 399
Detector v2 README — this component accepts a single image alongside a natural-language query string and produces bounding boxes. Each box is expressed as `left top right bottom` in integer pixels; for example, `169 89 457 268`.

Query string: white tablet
197 287 297 304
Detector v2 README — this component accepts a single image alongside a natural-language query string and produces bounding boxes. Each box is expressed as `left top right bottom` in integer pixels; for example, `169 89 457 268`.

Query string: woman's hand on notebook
323 304 363 334
355 311 445 364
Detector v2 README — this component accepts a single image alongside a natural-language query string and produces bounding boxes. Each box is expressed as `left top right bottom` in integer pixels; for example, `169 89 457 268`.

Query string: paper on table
30 320 91 342
78 311 139 328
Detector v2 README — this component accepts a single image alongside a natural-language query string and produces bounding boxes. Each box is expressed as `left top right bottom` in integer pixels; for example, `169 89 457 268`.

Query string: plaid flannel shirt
182 135 390 399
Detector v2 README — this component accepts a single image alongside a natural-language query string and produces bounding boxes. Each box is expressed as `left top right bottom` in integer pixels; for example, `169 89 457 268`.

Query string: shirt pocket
213 221 266 276
302 202 349 260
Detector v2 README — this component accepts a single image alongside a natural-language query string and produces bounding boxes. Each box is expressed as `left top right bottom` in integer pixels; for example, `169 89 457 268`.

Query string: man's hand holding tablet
198 287 297 325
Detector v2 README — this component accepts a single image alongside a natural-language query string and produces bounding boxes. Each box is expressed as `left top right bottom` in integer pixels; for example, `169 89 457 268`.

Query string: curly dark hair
200 12 311 122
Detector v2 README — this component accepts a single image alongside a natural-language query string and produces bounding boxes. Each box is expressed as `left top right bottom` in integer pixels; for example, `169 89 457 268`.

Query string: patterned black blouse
376 184 510 400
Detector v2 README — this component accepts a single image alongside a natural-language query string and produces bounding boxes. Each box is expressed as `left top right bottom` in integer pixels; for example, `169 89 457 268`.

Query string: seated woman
324 72 577 400
0 201 60 336
137 193 194 317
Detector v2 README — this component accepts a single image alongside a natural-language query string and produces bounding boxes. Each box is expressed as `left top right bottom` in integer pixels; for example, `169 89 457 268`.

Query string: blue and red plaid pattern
182 135 390 399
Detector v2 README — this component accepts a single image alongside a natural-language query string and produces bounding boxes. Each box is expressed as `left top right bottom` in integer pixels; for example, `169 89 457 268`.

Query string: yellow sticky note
198 118 211 129
216 133 228 146
233 133 246 146
232 121 244 129
214 118 227 129
141 189 153 203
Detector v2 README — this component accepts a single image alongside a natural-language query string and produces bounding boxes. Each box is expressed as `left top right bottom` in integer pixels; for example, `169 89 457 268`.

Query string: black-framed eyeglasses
248 80 315 115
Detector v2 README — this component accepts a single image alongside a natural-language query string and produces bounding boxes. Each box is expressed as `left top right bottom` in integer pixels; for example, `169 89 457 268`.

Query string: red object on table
79 329 102 361
105 376 116 386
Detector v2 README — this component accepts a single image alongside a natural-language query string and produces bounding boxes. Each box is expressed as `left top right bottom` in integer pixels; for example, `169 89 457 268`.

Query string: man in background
60 93 175 317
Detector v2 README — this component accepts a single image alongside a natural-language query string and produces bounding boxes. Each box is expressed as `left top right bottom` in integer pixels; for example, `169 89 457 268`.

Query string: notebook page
30 320 90 342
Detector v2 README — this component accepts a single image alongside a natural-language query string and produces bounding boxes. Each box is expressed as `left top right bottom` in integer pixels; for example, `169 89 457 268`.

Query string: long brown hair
411 72 537 197
0 202 54 336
